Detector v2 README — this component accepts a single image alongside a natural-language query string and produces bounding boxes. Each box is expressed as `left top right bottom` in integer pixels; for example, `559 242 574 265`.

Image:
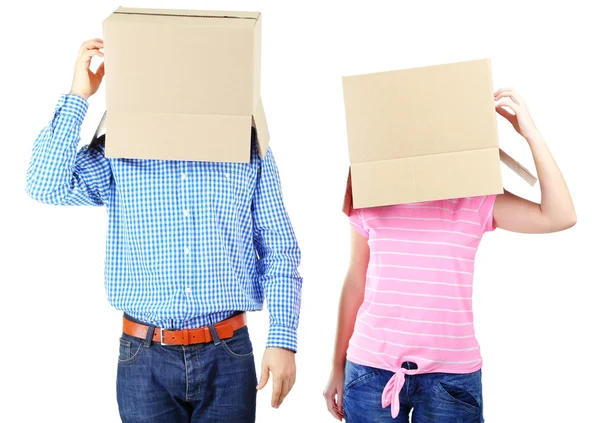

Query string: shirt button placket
181 166 190 259
181 163 193 317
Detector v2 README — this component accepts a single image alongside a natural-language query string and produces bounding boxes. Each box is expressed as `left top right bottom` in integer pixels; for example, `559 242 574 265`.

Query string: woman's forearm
527 131 577 227
332 278 365 370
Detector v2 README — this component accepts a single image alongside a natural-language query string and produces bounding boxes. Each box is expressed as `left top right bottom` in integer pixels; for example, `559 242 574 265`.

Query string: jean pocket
435 379 482 414
344 361 378 392
220 327 254 359
117 334 144 365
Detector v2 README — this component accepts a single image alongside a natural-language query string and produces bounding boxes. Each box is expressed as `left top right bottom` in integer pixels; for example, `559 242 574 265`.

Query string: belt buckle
160 328 169 346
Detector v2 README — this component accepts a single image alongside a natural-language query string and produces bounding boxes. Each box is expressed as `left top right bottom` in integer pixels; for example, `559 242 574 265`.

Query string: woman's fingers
495 104 517 123
327 397 343 420
494 91 520 105
496 102 518 123
494 87 516 96
496 101 517 114
507 89 525 105
495 88 525 105
324 387 344 421
334 391 344 418
324 390 336 417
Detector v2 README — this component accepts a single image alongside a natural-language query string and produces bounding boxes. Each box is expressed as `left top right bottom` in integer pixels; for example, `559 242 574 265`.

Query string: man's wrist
56 94 89 125
266 325 298 353
266 346 295 354
68 88 89 102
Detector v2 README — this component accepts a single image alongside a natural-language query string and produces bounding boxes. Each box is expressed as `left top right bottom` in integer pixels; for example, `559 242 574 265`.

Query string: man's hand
256 347 296 408
70 39 105 101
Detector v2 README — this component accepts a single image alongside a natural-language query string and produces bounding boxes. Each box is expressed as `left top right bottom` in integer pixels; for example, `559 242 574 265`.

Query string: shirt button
184 247 190 255
185 288 192 294
181 173 187 180
183 210 189 217
224 172 230 178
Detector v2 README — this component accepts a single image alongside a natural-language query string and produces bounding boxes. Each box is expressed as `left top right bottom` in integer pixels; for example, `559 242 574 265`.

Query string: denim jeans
116 317 257 422
343 360 484 423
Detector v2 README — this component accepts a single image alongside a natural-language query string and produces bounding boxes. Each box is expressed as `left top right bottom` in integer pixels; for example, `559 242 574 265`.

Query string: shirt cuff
55 94 89 125
266 325 298 353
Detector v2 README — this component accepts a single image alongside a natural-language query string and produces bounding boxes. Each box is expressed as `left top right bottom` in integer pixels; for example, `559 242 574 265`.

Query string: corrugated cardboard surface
104 7 268 162
342 59 532 210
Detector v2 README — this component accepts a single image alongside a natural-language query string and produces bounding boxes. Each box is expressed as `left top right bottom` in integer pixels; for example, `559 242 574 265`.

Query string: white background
1 1 599 422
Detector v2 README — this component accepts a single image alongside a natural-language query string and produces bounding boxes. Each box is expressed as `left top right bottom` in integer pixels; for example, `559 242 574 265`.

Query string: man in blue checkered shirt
26 39 302 423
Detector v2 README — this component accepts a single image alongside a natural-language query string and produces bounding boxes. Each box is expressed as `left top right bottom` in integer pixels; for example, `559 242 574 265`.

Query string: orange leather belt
123 313 247 346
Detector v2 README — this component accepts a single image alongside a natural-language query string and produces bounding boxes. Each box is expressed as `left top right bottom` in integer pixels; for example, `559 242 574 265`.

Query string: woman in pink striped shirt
323 89 576 423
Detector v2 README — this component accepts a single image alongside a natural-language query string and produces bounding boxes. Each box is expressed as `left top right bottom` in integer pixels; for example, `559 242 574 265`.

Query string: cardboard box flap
114 8 260 21
93 110 107 139
252 98 270 158
499 148 537 186
106 111 253 162
342 147 538 215
347 148 503 212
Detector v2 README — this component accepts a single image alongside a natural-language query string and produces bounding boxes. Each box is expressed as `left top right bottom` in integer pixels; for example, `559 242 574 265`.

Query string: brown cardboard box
342 59 536 214
103 8 268 162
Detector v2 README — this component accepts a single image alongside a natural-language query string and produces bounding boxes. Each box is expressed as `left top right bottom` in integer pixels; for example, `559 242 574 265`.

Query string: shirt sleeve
252 147 302 352
349 208 369 238
479 194 497 233
26 94 112 206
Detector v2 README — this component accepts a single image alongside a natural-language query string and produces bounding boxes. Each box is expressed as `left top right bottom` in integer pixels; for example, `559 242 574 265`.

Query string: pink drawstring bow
382 365 418 418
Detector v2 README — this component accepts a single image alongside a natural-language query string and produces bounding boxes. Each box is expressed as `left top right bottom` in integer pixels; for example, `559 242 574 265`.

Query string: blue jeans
343 360 484 423
116 318 257 422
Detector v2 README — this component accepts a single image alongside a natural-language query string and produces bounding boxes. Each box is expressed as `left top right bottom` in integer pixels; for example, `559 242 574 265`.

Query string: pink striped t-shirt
347 195 496 418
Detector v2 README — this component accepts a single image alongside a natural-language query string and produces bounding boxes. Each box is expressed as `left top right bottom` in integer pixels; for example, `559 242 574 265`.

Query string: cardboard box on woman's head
342 59 536 214
103 7 268 162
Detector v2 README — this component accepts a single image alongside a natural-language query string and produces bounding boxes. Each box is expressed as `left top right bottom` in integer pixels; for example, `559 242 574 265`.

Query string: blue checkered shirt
26 95 302 351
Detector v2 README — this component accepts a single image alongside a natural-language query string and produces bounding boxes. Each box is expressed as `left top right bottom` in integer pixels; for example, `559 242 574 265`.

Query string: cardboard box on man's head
103 7 268 162
341 59 536 215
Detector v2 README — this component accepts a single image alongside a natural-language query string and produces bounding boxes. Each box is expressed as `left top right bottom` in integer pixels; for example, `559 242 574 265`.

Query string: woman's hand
323 366 345 421
69 39 105 101
495 88 541 142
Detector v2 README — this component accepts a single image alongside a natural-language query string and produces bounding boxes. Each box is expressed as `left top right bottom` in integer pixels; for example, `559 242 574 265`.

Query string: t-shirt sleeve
348 208 369 238
479 195 497 233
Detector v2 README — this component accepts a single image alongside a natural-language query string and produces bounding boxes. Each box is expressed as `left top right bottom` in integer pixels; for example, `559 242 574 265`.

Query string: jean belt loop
144 324 156 348
208 325 221 346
